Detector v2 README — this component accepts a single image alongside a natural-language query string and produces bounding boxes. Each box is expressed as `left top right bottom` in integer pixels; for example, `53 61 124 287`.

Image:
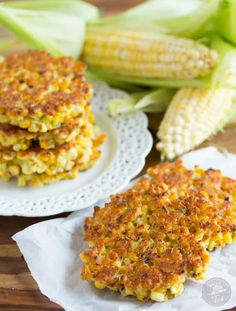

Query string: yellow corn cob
83 30 218 80
156 87 236 160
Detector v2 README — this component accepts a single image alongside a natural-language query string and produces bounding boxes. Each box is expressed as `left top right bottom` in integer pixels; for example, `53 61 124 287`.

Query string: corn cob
83 30 218 80
156 87 236 160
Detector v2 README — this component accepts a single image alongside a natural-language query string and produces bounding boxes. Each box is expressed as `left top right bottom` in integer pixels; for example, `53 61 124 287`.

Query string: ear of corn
156 87 236 160
82 30 218 80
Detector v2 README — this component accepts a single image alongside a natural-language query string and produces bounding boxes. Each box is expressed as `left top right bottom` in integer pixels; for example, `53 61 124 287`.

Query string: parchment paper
13 147 236 311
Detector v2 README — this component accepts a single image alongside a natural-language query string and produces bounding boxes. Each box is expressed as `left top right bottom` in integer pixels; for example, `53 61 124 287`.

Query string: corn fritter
146 161 236 250
16 136 104 187
0 103 95 151
0 133 106 178
0 50 93 132
81 161 236 302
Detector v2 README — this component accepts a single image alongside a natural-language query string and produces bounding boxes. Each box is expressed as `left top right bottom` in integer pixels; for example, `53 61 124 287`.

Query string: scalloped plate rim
0 82 153 217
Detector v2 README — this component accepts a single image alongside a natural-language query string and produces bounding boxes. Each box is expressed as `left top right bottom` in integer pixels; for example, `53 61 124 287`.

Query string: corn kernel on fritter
0 133 105 179
81 161 236 301
0 50 106 186
16 138 104 187
0 50 93 132
0 103 95 151
146 161 236 251
81 182 210 301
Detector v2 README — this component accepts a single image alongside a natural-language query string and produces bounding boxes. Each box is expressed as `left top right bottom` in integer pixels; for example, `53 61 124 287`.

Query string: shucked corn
83 30 218 80
157 87 236 160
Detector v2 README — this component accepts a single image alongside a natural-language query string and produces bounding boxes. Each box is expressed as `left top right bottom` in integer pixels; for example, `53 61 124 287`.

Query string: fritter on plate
0 50 92 132
16 136 104 187
0 133 105 180
0 103 95 151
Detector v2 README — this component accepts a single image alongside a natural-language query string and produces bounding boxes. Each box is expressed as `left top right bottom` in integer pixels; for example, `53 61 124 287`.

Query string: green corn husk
88 0 218 39
109 88 176 116
215 0 236 46
6 0 99 21
210 36 236 87
0 0 100 58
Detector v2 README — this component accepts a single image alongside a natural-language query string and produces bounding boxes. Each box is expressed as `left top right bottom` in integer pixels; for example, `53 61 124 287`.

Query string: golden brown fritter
0 133 105 181
0 50 92 132
0 103 95 151
81 183 210 302
146 160 236 250
81 160 236 302
16 138 104 187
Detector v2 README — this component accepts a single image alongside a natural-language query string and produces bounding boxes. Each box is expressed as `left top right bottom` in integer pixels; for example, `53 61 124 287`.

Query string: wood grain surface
0 1 236 310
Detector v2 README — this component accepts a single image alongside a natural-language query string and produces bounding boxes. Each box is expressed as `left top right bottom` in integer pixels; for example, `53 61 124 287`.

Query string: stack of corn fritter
0 50 105 187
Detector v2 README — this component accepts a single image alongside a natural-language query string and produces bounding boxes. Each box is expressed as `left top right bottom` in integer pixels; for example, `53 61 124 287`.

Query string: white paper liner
13 147 236 311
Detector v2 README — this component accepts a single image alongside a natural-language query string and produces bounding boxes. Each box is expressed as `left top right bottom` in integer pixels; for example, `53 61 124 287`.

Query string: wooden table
0 1 236 310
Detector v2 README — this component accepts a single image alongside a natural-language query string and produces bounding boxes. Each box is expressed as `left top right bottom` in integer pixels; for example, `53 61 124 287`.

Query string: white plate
0 82 153 216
